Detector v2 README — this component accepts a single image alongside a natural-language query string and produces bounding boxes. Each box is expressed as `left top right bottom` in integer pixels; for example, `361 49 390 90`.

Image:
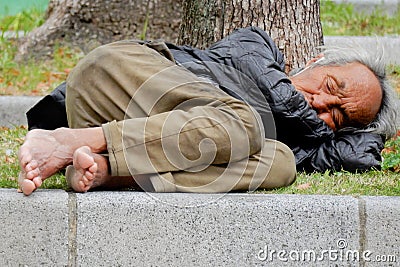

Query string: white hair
291 44 399 140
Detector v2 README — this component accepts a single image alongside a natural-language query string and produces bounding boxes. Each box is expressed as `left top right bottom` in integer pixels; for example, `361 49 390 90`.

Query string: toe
88 163 98 174
26 168 40 180
33 176 43 188
21 179 36 196
19 155 32 169
82 175 91 186
85 170 94 181
25 160 38 172
78 181 88 192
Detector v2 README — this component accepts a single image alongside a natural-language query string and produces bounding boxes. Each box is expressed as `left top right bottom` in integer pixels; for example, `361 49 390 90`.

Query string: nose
311 93 341 113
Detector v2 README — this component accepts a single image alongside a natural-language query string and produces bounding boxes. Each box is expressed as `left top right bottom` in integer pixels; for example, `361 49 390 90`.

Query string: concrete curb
0 189 398 266
0 96 41 128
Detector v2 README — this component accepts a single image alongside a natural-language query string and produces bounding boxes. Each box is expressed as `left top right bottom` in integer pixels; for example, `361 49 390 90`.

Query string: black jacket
27 27 384 172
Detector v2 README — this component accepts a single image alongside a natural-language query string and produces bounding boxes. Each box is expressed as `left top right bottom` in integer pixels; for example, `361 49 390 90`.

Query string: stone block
0 96 41 127
75 192 360 266
0 189 69 266
363 196 400 266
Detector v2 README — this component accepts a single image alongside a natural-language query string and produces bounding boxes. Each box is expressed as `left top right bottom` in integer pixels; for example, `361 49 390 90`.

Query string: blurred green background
0 0 49 16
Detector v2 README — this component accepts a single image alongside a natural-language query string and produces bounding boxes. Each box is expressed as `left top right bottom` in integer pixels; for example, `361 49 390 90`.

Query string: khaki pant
66 40 296 192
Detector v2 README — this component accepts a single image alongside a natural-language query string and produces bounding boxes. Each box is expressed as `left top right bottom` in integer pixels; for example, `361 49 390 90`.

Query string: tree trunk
178 0 323 72
16 0 182 60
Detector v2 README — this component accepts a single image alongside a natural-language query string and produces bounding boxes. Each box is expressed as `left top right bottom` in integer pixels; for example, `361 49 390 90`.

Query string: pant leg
66 40 296 192
148 139 296 193
66 41 263 175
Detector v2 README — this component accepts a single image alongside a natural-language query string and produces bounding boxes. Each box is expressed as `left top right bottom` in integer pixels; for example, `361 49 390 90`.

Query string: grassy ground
1 125 399 195
320 0 400 36
0 2 399 195
0 126 67 190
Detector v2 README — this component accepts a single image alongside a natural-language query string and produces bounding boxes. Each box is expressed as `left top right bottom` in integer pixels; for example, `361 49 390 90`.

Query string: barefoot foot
66 146 137 193
66 146 98 192
18 129 75 183
66 145 115 192
18 127 106 195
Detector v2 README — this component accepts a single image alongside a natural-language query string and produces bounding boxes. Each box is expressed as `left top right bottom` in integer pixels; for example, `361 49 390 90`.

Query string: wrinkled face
290 62 382 131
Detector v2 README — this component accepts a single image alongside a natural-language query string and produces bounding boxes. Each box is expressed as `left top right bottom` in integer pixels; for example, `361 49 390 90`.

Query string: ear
305 53 325 67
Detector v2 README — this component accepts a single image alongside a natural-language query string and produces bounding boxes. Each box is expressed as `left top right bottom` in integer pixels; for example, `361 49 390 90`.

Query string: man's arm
306 131 384 172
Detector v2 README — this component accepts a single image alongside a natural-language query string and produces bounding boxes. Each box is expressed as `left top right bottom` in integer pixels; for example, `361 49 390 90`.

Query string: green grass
0 3 399 195
0 126 25 188
1 126 399 195
0 126 67 190
0 39 83 95
263 170 400 196
320 0 400 36
0 7 84 96
382 133 400 172
0 6 45 36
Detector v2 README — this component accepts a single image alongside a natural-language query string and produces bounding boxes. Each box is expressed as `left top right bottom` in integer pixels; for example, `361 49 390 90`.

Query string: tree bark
16 0 182 60
178 0 323 72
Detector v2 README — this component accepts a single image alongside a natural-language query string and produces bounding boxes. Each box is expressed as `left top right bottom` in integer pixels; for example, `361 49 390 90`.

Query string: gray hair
291 44 399 140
